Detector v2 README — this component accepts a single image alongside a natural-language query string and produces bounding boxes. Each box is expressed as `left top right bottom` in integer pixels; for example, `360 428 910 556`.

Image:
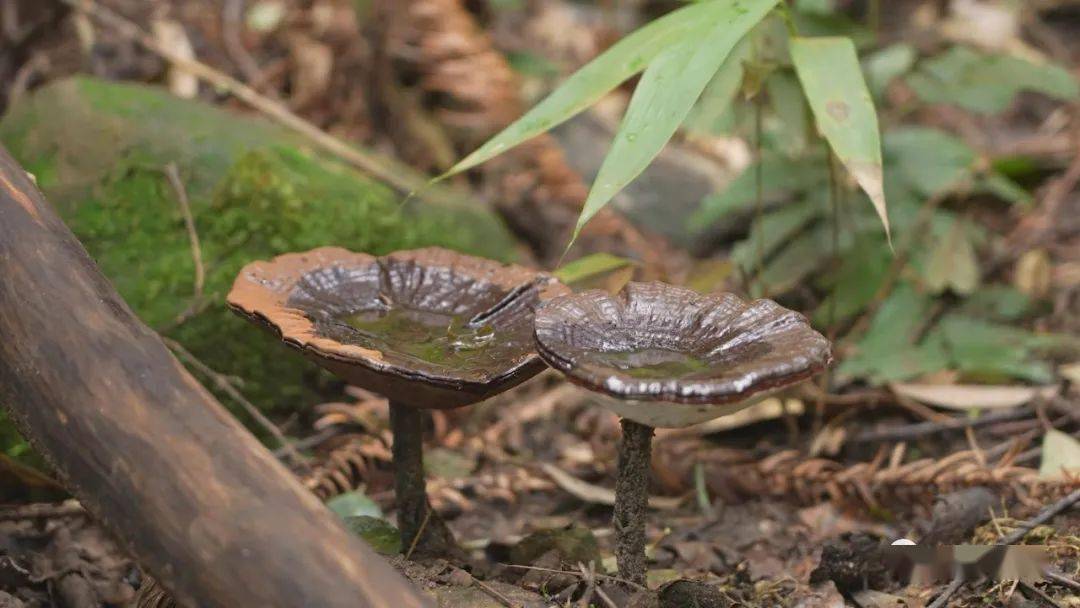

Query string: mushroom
228 246 569 556
533 282 831 584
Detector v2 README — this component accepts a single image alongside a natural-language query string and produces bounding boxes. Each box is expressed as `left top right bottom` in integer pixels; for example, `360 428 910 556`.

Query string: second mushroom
533 282 832 584
228 247 568 556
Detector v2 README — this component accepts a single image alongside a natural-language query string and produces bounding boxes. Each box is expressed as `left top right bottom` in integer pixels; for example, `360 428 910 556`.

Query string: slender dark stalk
613 418 655 586
753 91 765 296
389 401 456 558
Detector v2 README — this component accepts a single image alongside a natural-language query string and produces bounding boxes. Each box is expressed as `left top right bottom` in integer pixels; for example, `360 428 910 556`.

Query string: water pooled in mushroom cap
338 308 499 369
594 349 711 379
275 248 569 380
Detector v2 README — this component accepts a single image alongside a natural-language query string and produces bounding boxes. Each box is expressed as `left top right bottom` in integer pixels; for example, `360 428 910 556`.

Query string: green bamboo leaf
791 37 890 243
574 0 779 240
684 36 752 135
554 253 636 286
440 1 723 178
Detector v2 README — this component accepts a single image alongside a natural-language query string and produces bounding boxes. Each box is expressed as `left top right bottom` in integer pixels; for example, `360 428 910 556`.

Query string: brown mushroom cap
533 282 831 426
228 247 570 409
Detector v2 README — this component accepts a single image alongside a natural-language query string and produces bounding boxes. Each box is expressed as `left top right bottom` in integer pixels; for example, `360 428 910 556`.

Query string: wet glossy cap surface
533 282 831 407
228 247 569 408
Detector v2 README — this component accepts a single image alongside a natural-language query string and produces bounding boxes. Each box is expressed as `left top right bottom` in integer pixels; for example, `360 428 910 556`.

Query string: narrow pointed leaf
440 0 724 178
791 37 890 242
684 36 752 135
574 0 779 239
554 253 636 285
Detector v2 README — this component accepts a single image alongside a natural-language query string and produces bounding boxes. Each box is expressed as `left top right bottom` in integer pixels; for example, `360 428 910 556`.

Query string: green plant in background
438 0 891 247
453 0 1078 387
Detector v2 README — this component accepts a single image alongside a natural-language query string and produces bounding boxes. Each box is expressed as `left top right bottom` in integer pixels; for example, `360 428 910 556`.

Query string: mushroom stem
613 418 654 586
388 401 457 558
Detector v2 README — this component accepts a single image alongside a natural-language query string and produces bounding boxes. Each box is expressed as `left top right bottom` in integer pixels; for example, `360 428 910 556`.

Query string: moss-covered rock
0 77 519 436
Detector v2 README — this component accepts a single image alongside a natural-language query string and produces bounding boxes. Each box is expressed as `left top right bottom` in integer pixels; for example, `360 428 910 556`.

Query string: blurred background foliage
0 0 1078 464
502 0 1080 395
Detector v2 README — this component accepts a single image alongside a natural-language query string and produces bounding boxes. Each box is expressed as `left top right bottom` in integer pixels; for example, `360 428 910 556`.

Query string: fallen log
0 143 430 607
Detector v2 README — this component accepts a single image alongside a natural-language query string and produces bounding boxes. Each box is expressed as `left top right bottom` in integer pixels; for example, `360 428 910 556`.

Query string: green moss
345 516 402 555
0 77 518 446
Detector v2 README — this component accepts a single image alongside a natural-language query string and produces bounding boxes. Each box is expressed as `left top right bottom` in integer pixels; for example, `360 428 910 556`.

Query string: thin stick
997 488 1080 545
851 407 1033 443
471 575 517 608
0 500 85 522
753 89 766 296
1043 569 1080 591
502 564 648 592
163 163 205 329
926 573 964 608
1019 581 1063 608
221 0 263 85
576 564 596 608
578 562 617 608
891 391 956 424
403 506 432 562
60 0 437 200
594 586 618 608
825 149 840 333
162 337 308 468
1007 130 1080 253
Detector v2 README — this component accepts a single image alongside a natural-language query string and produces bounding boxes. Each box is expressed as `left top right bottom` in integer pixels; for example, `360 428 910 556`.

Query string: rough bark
0 143 430 608
613 419 655 586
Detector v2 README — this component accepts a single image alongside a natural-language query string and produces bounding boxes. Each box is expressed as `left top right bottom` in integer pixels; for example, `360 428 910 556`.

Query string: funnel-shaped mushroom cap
533 282 831 428
228 247 569 409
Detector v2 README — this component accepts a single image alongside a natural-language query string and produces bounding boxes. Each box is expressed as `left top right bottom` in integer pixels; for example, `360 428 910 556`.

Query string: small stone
444 568 473 587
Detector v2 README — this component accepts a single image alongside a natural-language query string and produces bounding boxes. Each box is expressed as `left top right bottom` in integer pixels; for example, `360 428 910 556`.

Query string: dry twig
221 0 263 85
160 163 206 331
997 488 1080 545
470 575 517 608
162 337 308 468
926 573 964 608
0 500 85 522
503 564 648 592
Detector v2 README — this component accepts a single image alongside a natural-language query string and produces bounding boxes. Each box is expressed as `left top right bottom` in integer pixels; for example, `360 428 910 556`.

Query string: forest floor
0 0 1079 607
